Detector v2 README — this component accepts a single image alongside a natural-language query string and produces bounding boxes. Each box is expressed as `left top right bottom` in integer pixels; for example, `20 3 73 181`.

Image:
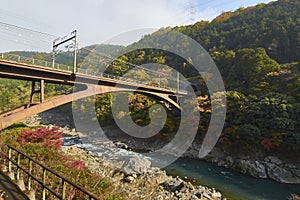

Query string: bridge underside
0 84 180 131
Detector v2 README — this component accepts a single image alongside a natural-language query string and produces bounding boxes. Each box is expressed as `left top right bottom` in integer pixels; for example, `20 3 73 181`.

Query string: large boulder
238 160 267 178
264 157 300 184
120 156 151 175
264 156 282 165
160 177 184 192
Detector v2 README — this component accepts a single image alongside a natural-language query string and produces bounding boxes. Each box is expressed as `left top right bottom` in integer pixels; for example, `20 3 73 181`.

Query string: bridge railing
77 68 160 87
4 145 99 200
0 53 188 94
0 53 74 72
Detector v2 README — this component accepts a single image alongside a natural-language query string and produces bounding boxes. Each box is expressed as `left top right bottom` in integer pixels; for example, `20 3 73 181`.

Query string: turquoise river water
165 157 300 200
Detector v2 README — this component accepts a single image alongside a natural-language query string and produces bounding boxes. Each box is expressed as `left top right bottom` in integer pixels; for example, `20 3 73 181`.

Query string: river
165 157 300 200
64 136 300 200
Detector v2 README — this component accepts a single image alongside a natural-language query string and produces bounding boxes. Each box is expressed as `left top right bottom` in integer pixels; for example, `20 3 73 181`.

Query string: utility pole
52 30 77 73
52 40 57 68
72 30 77 73
188 0 196 24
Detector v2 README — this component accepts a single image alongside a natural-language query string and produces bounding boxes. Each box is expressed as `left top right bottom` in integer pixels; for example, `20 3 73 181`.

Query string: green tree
228 48 280 93
226 91 248 126
236 124 262 144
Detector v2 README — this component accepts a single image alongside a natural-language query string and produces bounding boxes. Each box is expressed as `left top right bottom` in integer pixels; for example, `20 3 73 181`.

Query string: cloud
1 0 194 50
76 0 191 45
0 0 273 51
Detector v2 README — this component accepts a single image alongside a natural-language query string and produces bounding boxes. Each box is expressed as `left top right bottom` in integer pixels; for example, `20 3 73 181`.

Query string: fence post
62 180 66 200
18 56 20 62
33 59 35 65
1 53 3 59
17 153 21 180
8 147 12 172
42 168 47 200
28 159 32 191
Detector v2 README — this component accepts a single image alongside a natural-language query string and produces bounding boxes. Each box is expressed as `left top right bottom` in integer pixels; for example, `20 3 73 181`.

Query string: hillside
113 0 300 159
175 0 300 63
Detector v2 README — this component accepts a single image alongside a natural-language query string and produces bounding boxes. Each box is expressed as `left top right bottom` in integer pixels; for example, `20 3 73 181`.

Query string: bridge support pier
29 80 44 106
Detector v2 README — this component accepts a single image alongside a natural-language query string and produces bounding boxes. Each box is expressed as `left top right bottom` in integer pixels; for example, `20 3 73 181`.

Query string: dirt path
0 170 29 200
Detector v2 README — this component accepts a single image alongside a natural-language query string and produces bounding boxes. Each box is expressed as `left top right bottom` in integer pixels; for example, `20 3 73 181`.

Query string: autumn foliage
17 126 63 150
67 160 86 170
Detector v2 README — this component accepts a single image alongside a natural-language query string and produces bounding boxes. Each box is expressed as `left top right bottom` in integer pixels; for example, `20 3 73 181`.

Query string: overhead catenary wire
0 22 189 90
0 32 53 50
0 35 51 51
0 21 57 38
0 21 57 52
0 21 172 79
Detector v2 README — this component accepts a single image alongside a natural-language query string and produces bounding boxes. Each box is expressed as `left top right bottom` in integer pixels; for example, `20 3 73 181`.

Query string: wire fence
5 145 99 200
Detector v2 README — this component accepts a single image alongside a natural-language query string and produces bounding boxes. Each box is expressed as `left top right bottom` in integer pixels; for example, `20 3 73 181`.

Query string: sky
0 0 274 52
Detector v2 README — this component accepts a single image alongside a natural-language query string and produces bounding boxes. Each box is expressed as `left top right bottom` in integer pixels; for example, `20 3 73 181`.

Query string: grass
0 123 123 200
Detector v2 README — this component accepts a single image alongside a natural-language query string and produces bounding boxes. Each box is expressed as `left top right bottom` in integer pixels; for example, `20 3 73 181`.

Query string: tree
226 91 248 125
228 48 280 93
236 124 261 144
245 92 296 132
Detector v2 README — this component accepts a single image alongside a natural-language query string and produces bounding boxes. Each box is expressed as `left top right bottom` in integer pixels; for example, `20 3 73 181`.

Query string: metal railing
5 145 99 200
0 53 187 94
0 53 73 72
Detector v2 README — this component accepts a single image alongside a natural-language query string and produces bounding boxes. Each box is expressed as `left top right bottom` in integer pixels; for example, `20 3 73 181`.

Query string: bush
17 126 62 150
236 124 261 143
0 125 122 199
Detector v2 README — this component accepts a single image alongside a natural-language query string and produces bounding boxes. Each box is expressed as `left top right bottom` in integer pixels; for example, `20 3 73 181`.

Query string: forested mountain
107 0 300 155
175 0 300 63
1 0 299 157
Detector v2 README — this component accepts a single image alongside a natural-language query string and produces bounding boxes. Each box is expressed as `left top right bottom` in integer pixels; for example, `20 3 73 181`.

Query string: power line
0 30 52 47
0 21 57 38
0 35 51 51
0 24 170 78
0 8 58 34
0 21 58 52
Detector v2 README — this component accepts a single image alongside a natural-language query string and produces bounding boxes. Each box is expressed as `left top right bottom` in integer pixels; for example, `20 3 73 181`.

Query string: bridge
0 52 187 130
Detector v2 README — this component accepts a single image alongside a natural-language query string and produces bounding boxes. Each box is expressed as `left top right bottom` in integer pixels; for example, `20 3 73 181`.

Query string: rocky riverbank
96 124 300 184
61 144 224 200
21 108 300 185
184 142 300 184
21 111 225 200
